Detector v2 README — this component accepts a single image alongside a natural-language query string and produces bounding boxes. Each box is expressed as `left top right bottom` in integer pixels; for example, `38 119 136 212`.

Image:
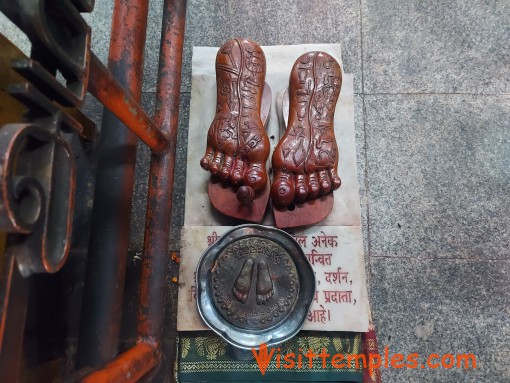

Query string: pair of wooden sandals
200 38 342 229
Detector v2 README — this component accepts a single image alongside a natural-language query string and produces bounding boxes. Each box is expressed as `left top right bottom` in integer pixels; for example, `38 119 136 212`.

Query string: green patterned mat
177 331 363 382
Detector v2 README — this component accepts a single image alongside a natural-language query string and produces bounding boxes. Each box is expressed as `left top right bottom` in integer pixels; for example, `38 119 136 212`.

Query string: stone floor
92 1 509 382
5 1 508 382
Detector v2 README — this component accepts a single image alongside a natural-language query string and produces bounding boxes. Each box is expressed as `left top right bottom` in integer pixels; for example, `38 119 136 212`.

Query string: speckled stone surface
0 13 31 55
129 92 191 252
79 90 189 253
180 0 362 93
82 1 114 65
81 2 508 382
370 257 510 383
365 95 510 260
80 94 105 128
141 0 164 93
3 0 506 381
354 94 371 273
361 0 510 94
128 93 154 253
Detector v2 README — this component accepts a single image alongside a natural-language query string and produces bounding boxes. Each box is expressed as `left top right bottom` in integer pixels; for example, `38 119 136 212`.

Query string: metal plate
196 224 315 349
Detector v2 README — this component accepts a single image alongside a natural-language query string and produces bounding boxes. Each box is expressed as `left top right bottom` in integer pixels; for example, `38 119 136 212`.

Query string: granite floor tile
83 1 114 65
141 0 164 93
1 2 104 61
83 0 163 82
78 91 155 252
128 94 154 253
365 94 510 260
354 94 371 281
169 92 192 251
370 257 510 383
5 3 509 383
129 92 191 252
80 90 188 253
361 0 510 94
272 0 362 93
0 12 31 55
180 0 362 94
80 93 105 128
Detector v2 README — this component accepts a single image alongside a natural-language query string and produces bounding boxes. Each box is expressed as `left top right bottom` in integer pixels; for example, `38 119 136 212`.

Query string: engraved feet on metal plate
210 237 300 331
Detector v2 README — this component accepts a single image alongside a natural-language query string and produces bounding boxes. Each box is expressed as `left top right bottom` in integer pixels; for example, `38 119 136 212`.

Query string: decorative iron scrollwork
0 0 94 357
1 0 93 106
0 123 75 275
0 0 95 279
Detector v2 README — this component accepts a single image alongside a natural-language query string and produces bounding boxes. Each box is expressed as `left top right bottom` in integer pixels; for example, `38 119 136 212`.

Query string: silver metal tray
196 224 315 349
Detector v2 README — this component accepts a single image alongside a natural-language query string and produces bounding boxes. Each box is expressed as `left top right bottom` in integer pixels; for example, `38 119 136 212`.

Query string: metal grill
0 0 186 381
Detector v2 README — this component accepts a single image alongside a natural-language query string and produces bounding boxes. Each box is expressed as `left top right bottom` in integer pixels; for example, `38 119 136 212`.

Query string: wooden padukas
201 39 271 223
271 52 342 228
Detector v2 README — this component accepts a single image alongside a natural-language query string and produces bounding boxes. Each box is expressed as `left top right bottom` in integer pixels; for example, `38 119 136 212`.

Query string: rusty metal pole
88 53 169 153
77 0 150 368
138 0 186 350
79 343 158 383
77 0 186 380
77 0 187 380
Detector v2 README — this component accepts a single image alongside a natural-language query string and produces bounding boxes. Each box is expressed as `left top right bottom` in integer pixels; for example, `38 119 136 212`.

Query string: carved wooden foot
201 38 271 222
271 52 342 228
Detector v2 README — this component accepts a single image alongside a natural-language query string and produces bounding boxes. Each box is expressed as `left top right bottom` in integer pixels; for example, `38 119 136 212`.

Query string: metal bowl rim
196 224 315 349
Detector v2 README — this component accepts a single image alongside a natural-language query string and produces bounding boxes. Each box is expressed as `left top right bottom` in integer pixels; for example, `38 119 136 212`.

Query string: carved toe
231 157 245 185
307 173 320 200
318 170 332 195
243 164 267 193
295 174 308 203
210 151 224 174
200 147 214 170
271 172 295 208
219 155 234 181
329 168 341 190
